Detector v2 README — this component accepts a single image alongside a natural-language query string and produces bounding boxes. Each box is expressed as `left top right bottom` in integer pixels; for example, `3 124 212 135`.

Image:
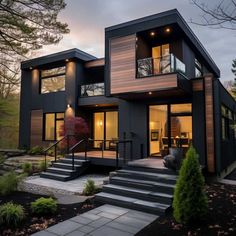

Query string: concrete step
46 167 77 176
52 162 82 170
40 172 71 181
110 176 175 194
60 158 89 165
116 169 177 185
124 165 177 176
95 192 169 215
103 184 172 205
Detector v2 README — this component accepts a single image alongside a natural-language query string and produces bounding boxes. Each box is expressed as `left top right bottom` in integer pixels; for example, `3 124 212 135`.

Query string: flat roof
21 48 97 69
105 9 220 78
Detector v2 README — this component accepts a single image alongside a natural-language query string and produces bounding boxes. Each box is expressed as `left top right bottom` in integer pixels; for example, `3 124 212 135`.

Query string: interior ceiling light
148 91 152 95
65 59 69 62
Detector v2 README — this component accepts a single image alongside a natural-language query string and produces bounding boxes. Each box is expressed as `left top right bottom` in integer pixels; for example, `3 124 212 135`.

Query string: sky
38 0 235 82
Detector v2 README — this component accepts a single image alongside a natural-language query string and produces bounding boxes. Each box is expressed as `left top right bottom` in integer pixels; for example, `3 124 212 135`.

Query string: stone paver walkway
32 204 158 236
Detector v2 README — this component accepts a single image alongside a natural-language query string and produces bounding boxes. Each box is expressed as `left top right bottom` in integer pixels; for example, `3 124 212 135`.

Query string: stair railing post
116 143 119 169
72 151 75 170
123 132 126 165
54 145 57 162
44 152 47 171
85 139 87 160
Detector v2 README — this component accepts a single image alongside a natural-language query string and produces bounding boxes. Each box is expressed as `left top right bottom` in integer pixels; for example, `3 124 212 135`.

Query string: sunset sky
38 0 235 82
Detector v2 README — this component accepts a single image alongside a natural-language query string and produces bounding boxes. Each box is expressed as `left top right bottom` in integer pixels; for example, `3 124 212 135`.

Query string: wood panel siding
109 34 178 94
85 58 105 68
192 79 203 91
204 75 215 173
30 110 43 147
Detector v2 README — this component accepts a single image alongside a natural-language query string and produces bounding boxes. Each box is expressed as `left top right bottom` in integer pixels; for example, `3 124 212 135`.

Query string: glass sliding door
149 103 192 157
93 111 118 149
93 112 104 148
149 105 168 156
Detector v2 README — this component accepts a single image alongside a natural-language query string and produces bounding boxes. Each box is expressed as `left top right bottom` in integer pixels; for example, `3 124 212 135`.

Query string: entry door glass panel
93 112 104 148
105 111 118 148
149 105 168 156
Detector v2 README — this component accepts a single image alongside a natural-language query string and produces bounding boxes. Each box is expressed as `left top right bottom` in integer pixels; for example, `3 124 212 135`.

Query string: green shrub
173 146 208 224
22 162 32 174
38 160 48 171
0 172 20 196
83 179 98 196
0 202 25 228
0 154 5 164
28 146 44 155
31 197 57 215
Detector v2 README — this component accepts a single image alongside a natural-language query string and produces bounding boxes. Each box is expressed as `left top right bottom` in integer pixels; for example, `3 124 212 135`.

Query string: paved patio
32 204 158 236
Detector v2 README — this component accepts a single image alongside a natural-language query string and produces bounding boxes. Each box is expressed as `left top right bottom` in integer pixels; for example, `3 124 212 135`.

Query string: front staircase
40 156 90 181
95 163 177 215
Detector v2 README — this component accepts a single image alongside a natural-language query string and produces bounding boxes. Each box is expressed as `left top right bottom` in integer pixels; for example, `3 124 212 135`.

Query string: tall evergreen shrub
173 146 208 224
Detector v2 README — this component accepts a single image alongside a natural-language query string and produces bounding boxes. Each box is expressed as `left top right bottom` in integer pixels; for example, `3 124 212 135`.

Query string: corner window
40 66 66 94
195 58 203 77
221 105 233 140
44 113 64 141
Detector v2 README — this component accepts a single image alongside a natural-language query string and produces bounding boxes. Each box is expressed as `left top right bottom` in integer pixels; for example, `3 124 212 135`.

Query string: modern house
19 9 236 178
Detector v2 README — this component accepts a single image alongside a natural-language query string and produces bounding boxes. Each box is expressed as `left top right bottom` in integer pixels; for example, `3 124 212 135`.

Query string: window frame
195 58 203 78
40 66 66 94
221 105 233 141
43 112 65 141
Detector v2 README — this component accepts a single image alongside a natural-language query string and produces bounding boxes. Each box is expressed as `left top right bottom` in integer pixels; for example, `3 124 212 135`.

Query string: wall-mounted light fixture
67 104 71 108
165 27 171 33
150 31 156 36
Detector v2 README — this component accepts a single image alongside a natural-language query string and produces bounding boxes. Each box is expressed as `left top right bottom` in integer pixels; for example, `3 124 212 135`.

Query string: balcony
137 54 186 78
80 83 105 97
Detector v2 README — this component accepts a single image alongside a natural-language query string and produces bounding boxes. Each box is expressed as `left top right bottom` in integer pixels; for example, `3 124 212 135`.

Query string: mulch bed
138 183 236 236
0 191 100 236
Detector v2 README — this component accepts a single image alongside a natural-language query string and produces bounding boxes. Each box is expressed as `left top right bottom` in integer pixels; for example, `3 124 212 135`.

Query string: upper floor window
40 66 66 94
195 58 203 77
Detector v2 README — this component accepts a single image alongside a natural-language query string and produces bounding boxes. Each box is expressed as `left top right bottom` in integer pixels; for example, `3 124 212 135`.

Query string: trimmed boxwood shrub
31 197 57 215
173 146 208 224
83 179 98 196
0 202 25 228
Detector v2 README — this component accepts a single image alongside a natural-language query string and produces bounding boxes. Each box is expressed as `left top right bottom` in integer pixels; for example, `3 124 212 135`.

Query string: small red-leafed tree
59 117 89 148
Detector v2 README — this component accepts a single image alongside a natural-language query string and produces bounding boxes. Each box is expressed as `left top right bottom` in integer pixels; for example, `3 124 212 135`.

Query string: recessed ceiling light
65 59 69 62
29 67 33 70
148 92 152 95
150 31 155 36
165 27 171 33
95 105 98 107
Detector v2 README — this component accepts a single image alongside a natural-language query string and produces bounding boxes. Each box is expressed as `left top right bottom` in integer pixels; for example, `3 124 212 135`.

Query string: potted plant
169 137 184 170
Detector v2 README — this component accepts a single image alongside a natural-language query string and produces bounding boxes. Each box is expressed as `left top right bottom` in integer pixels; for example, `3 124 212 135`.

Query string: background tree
191 0 236 30
232 59 236 98
0 0 69 98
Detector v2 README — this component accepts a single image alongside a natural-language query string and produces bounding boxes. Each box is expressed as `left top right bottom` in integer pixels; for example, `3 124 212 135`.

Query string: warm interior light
150 31 155 36
95 104 98 107
148 91 152 95
67 104 71 108
165 27 171 33
65 59 69 62
29 67 33 70
99 120 103 126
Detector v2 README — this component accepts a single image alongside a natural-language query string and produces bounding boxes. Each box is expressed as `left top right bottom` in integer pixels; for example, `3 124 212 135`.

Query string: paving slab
31 204 158 236
54 193 90 204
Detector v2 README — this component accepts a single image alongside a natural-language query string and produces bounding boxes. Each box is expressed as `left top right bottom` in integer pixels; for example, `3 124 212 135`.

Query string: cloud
39 0 235 81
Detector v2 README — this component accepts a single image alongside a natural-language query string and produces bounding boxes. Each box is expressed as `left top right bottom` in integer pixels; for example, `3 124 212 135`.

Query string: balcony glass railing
80 82 105 97
137 54 186 78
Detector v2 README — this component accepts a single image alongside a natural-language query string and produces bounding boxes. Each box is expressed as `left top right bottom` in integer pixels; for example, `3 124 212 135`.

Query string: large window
40 66 66 94
221 105 233 140
44 113 64 141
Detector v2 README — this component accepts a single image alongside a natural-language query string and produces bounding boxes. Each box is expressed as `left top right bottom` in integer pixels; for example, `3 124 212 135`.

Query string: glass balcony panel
137 54 185 78
81 83 104 97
